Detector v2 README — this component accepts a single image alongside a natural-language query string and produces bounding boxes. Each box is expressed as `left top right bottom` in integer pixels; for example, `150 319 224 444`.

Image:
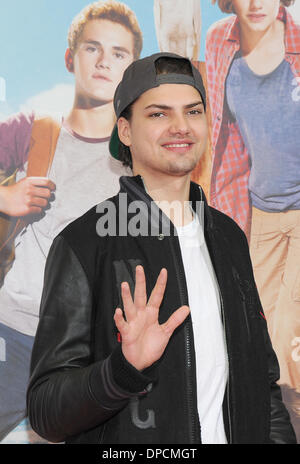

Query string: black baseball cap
109 52 206 159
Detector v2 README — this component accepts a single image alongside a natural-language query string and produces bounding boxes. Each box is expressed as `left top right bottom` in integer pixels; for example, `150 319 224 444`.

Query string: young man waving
27 53 296 444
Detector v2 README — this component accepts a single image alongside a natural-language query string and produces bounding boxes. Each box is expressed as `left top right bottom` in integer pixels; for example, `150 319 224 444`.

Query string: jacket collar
226 6 299 55
119 175 214 232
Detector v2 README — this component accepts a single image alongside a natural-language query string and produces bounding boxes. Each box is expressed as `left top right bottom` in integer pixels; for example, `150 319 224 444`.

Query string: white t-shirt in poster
0 125 130 336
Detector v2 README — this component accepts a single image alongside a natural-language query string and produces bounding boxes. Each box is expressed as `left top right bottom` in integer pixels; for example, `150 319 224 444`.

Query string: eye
188 108 203 115
149 112 165 118
114 52 126 60
86 46 97 53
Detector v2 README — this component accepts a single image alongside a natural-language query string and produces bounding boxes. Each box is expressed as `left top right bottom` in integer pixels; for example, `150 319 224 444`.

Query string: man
207 0 300 436
0 0 142 441
27 52 296 444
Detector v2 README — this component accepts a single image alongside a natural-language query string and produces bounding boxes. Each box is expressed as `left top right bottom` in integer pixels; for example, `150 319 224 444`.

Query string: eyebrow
83 40 131 54
144 101 204 111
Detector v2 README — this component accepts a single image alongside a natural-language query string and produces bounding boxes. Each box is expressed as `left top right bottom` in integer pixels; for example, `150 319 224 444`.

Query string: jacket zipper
169 237 197 444
210 231 233 444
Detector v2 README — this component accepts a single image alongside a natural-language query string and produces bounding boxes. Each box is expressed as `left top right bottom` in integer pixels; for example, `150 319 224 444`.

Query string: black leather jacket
27 176 296 444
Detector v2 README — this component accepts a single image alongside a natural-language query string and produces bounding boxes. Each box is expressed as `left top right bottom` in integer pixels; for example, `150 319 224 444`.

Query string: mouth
92 74 112 82
247 14 266 22
162 141 194 153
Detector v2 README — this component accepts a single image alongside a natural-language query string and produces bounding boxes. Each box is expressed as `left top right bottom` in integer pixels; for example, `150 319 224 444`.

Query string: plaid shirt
205 6 300 240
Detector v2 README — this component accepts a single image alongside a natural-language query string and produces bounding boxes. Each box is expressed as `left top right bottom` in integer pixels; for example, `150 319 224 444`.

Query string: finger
28 196 49 209
31 186 53 199
162 305 190 337
113 307 128 334
23 206 43 216
27 177 56 191
147 268 168 309
120 281 137 322
133 265 147 310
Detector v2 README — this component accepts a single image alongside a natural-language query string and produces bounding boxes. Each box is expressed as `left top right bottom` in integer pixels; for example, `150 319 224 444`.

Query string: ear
117 117 132 147
65 48 74 73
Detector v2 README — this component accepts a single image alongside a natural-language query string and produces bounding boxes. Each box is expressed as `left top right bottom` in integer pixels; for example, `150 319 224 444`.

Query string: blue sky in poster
0 0 226 117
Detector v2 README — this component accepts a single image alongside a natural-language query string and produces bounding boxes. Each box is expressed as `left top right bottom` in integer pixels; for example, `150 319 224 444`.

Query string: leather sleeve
27 236 153 443
240 232 297 444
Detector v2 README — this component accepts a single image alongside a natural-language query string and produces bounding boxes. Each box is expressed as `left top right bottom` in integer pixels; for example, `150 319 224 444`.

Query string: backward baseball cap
109 52 206 159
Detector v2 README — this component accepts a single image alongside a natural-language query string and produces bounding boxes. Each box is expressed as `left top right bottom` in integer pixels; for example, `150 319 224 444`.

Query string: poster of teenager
206 0 300 442
0 0 299 444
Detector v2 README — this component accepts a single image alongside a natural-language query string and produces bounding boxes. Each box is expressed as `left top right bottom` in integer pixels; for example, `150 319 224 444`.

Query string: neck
239 18 284 55
139 173 193 227
65 97 115 139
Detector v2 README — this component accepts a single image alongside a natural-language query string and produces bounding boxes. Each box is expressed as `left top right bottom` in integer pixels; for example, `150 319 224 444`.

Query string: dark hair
118 56 195 168
212 0 295 14
118 104 134 169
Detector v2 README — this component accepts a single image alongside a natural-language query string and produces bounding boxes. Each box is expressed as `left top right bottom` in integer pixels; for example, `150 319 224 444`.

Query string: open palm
114 265 190 371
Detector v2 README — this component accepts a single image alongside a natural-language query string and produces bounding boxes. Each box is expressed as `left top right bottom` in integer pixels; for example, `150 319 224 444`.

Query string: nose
168 113 190 136
250 0 263 9
95 49 110 70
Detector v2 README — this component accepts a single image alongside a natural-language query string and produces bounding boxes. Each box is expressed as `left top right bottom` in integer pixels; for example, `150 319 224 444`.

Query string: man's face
118 83 207 179
232 0 281 33
72 19 135 104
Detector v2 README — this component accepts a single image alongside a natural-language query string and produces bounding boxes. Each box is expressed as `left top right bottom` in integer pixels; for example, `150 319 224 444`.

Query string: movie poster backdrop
0 0 299 443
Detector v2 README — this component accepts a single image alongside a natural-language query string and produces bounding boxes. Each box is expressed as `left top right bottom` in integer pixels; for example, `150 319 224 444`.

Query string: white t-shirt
176 211 228 444
0 125 130 336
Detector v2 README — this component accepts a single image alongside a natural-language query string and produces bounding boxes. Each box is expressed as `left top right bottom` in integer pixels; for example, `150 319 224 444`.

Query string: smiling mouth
164 143 191 148
162 142 194 153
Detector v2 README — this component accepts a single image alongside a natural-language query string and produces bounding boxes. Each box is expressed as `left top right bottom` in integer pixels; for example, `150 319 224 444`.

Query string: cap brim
109 124 120 160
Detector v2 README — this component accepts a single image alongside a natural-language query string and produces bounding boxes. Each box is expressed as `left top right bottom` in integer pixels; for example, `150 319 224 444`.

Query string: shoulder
0 111 35 141
208 205 248 246
0 111 35 171
208 206 253 276
55 195 118 284
60 194 119 252
206 15 236 43
0 110 34 128
285 7 300 35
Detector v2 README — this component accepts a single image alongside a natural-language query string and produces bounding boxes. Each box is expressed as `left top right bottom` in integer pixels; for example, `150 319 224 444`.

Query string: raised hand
0 176 56 216
114 265 190 371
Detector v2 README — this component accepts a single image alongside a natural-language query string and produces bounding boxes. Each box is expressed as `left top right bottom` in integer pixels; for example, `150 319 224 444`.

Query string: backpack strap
0 117 61 280
27 116 61 177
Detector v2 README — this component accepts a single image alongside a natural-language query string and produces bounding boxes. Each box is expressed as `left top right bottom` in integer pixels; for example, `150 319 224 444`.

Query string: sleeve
0 111 34 172
265 327 297 444
205 23 220 123
239 232 297 444
204 26 215 74
27 236 154 443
